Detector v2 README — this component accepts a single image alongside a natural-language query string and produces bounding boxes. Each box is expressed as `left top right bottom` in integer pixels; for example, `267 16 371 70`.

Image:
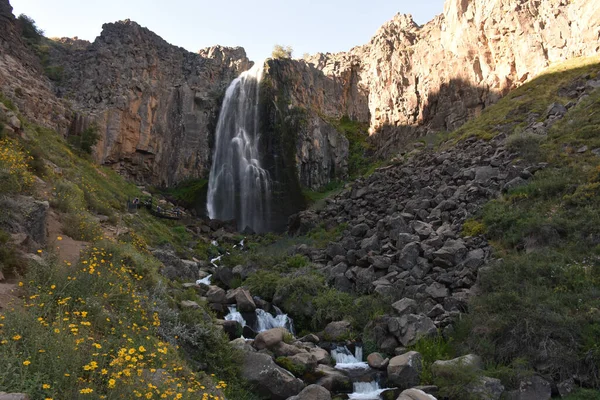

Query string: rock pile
290 134 543 351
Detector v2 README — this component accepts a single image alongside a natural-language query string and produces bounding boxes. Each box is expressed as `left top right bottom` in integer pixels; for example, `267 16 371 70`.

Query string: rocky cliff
1 0 599 193
302 0 600 156
49 21 251 186
0 0 71 132
0 0 251 186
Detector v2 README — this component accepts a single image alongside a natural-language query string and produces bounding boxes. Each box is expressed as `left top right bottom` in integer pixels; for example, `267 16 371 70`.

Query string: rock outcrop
0 0 71 132
303 0 600 157
49 22 250 186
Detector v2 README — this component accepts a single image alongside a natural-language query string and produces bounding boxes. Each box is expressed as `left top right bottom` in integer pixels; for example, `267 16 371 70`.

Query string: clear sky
10 0 445 62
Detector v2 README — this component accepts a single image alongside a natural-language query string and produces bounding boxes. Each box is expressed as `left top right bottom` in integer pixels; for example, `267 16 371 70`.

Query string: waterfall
255 308 294 333
196 274 212 285
331 345 368 370
223 306 294 334
206 63 271 233
224 305 247 326
348 381 386 400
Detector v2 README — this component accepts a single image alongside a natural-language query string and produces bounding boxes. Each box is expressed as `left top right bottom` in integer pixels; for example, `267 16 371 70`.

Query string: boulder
221 320 243 340
432 240 467 267
425 282 449 300
392 298 418 316
412 221 434 240
206 286 227 303
367 352 388 369
396 388 437 400
387 351 423 389
180 300 200 309
254 327 287 350
431 354 483 378
351 223 370 237
241 351 305 400
465 376 504 400
235 288 256 312
504 375 551 400
396 314 437 347
360 234 380 252
315 365 352 392
398 242 421 269
287 384 332 400
0 394 29 400
322 320 352 341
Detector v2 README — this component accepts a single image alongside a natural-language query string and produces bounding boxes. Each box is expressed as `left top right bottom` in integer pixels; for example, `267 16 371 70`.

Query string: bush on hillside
18 14 43 43
271 44 293 59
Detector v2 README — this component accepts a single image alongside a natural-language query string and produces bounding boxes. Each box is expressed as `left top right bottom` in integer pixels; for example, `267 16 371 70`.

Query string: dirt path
46 210 90 266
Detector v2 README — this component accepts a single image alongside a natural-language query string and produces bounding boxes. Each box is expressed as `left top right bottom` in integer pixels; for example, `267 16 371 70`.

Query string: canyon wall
49 22 251 186
303 0 600 156
2 0 599 192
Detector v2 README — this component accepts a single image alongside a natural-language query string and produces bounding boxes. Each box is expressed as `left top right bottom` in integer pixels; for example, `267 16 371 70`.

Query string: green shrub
51 179 85 213
244 270 280 300
68 124 100 154
62 211 103 241
0 138 35 195
18 14 43 43
275 357 307 377
410 335 452 384
506 131 545 162
0 229 26 277
461 218 485 237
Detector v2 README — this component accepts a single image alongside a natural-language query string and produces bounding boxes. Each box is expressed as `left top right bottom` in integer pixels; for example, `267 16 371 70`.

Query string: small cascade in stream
223 305 294 334
206 63 271 233
348 381 387 400
332 345 368 370
224 305 246 327
255 308 294 333
196 274 212 286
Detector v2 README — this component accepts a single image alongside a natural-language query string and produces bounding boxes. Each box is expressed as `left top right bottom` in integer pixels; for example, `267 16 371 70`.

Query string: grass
331 115 375 179
449 56 600 142
0 101 261 399
452 59 600 389
0 242 231 399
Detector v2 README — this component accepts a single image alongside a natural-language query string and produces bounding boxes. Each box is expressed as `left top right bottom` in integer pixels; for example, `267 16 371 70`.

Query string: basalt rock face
49 21 251 186
0 0 71 132
260 59 369 190
304 0 600 158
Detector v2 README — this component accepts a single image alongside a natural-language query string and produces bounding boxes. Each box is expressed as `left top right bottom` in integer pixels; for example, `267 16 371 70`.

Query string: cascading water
332 345 368 370
223 305 294 334
348 381 386 400
206 63 271 233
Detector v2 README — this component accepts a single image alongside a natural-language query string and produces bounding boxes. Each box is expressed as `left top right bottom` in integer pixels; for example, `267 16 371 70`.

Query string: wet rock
367 352 388 369
253 327 287 350
315 365 352 392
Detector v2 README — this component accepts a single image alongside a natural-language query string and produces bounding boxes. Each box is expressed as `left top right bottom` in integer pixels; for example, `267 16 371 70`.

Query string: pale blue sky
10 0 445 62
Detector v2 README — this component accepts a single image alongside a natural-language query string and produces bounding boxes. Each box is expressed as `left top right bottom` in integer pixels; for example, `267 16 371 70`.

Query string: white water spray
206 63 271 233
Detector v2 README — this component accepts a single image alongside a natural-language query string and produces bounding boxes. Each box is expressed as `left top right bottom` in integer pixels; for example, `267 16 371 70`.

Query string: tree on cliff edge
272 44 293 59
18 14 44 44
